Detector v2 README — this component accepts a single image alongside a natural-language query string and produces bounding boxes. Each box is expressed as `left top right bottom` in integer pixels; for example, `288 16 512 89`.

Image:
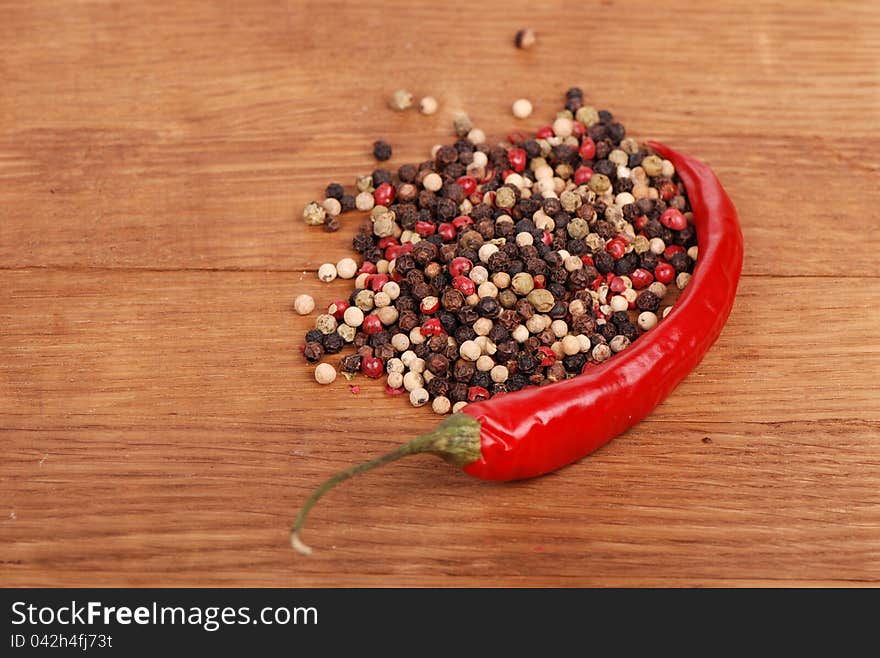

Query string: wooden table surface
2 0 879 587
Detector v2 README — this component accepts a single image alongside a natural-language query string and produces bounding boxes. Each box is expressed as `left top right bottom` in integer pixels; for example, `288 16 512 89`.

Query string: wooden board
1 0 878 587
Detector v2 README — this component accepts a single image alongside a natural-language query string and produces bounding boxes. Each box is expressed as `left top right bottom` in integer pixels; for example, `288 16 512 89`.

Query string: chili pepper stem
290 413 482 555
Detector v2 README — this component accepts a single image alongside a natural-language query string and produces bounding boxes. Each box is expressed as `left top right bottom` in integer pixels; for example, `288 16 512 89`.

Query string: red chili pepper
290 143 743 555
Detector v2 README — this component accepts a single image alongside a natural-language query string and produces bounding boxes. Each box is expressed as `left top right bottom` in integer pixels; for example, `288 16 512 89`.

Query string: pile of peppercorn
300 88 698 415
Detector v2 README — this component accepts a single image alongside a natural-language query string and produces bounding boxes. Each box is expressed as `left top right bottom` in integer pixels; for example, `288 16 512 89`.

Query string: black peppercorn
325 182 345 200
455 325 477 344
562 353 587 373
470 371 492 390
340 194 356 212
453 359 476 383
340 354 362 373
449 381 469 403
322 333 344 354
371 169 392 186
457 305 480 325
303 342 323 363
305 329 323 344
599 322 617 341
426 376 450 398
614 252 640 276
476 297 500 318
507 373 528 392
426 353 450 375
636 290 661 312
517 352 538 374
594 251 614 274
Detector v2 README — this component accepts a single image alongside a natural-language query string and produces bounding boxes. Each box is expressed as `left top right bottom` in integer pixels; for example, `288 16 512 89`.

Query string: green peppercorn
587 173 611 194
302 201 326 226
495 186 517 209
641 154 663 177
527 288 555 312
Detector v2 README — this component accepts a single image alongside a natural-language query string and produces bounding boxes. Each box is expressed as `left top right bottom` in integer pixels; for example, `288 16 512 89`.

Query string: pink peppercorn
452 215 473 230
536 126 554 139
373 182 395 206
438 222 456 242
420 297 440 314
415 220 436 237
630 268 654 289
541 230 552 245
456 176 477 196
421 318 443 336
449 257 473 277
328 299 348 320
605 238 626 260
452 275 475 295
634 215 648 231
663 244 686 260
377 236 398 249
571 121 586 138
658 181 677 201
468 386 490 403
578 137 596 160
660 208 687 230
537 346 556 367
609 276 627 294
368 274 389 291
362 314 382 335
574 166 594 185
358 261 377 275
533 274 546 289
361 356 383 378
654 262 675 284
507 148 527 172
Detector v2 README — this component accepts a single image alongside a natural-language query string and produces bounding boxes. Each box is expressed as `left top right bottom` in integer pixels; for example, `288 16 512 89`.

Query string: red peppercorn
357 261 377 275
377 236 398 249
501 169 516 181
541 230 552 245
536 126 554 139
415 220 437 237
581 361 596 375
373 182 395 206
507 148 527 173
574 166 594 185
663 244 686 260
578 137 596 160
609 276 627 294
533 274 546 289
660 208 687 231
654 262 675 284
452 215 473 230
634 215 648 231
449 257 473 277
373 182 396 207
452 275 475 296
658 180 677 201
605 238 626 260
468 386 491 403
456 176 477 196
362 314 382 335
385 383 404 395
537 346 556 367
328 299 348 320
590 275 604 291
438 222 456 242
479 169 495 184
630 268 654 289
421 318 443 336
571 121 586 138
368 274 389 292
580 255 594 267
420 297 440 314
385 244 404 260
483 191 496 206
361 356 383 378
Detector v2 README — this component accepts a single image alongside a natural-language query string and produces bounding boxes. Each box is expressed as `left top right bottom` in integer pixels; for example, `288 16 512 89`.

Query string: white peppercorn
389 89 413 111
409 357 426 374
467 128 486 145
432 396 452 415
400 350 417 368
512 325 529 343
475 355 495 372
317 263 337 283
376 306 398 325
490 365 509 383
387 372 404 390
382 281 401 299
409 326 425 344
337 323 356 343
403 371 424 392
409 387 429 407
512 98 533 118
391 333 410 352
676 272 692 290
422 172 442 192
293 294 315 315
592 343 612 362
551 319 569 338
648 282 668 299
637 311 658 331
452 401 468 414
609 335 631 353
354 290 375 311
419 96 438 115
476 281 498 299
355 191 375 211
459 340 481 361
314 363 337 385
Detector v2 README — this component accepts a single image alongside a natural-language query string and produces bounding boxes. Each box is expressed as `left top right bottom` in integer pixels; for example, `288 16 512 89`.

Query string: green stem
290 413 482 555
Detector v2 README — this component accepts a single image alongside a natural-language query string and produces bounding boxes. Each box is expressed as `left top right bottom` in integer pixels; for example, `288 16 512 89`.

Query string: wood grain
1 0 879 586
